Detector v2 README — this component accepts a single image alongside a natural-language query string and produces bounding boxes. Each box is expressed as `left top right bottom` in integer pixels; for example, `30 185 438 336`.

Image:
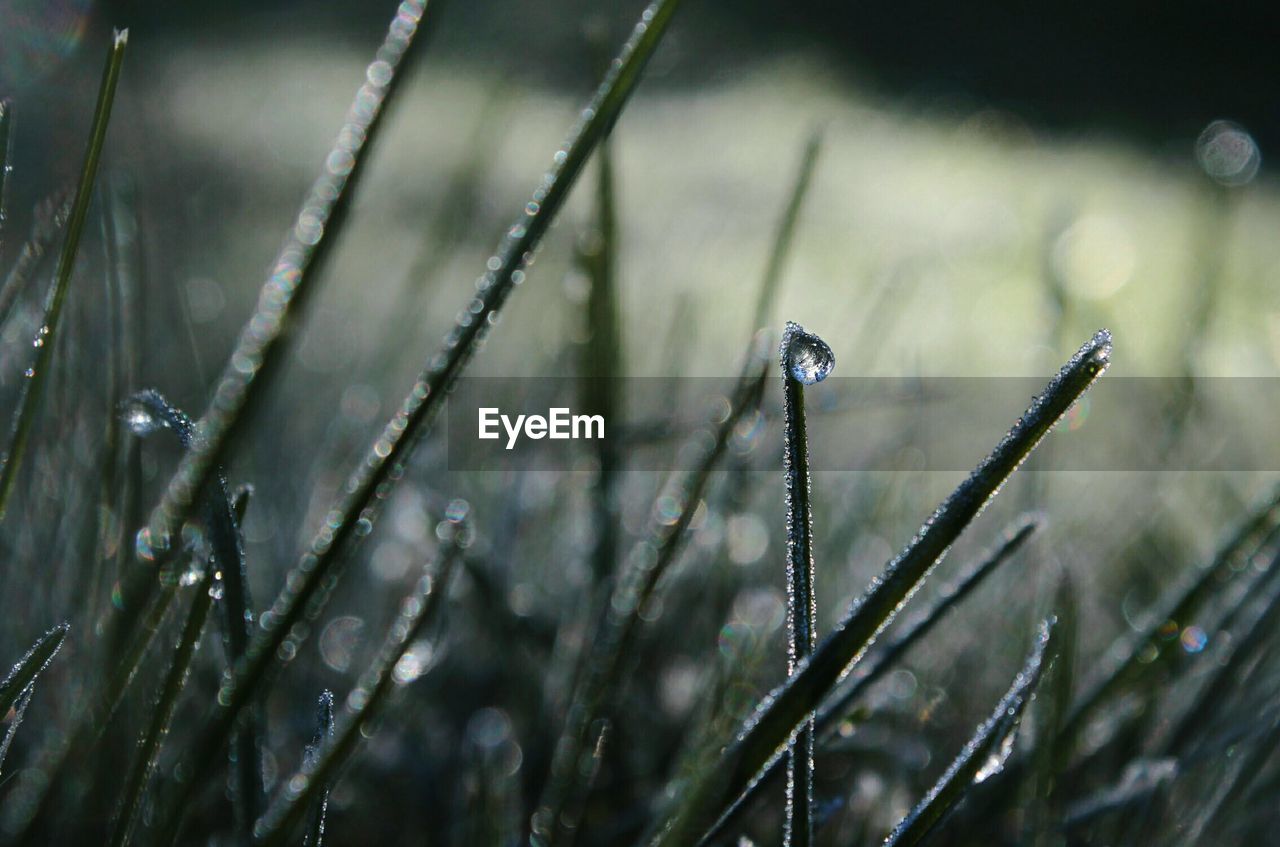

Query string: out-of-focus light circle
0 0 93 90
1195 120 1261 186
1051 214 1136 300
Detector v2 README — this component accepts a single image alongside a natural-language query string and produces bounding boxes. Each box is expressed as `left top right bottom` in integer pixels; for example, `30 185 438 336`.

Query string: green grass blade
0 190 71 331
0 623 68 720
533 354 769 845
749 129 822 336
579 138 623 587
107 570 214 847
254 536 462 846
0 31 126 518
1060 484 1280 747
1026 573 1079 845
302 690 336 847
653 330 1111 846
883 620 1053 847
137 0 437 559
14 585 178 840
697 514 1040 847
0 686 33 776
153 5 687 844
780 322 834 847
0 98 12 254
1163 547 1280 757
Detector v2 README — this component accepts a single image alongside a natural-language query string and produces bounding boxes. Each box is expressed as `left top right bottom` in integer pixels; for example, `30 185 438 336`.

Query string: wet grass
0 3 1278 846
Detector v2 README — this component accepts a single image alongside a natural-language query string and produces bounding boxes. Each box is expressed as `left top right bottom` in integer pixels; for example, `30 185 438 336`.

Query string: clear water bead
781 321 835 385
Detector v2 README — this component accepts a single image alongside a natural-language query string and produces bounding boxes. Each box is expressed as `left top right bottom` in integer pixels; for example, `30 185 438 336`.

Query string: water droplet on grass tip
781 321 835 384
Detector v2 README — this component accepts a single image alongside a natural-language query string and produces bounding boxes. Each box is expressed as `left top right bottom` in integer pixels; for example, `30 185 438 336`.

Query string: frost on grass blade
654 331 1110 847
121 389 263 831
157 5 689 845
0 623 68 773
141 0 436 558
254 530 462 847
883 620 1053 847
779 321 833 847
302 690 336 847
697 515 1041 847
0 623 69 720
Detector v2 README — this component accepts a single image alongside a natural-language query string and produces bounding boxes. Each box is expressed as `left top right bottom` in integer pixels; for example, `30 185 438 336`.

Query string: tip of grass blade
883 619 1054 847
0 623 70 715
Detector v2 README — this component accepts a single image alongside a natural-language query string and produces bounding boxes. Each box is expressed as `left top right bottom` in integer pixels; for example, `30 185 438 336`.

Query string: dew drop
781 321 835 385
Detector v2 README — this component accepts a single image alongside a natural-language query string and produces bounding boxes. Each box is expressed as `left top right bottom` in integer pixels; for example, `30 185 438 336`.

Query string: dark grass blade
0 190 72 330
124 390 262 833
1162 546 1280 757
0 31 127 518
16 392 225 838
0 686 34 775
1060 484 1280 748
15 581 179 839
883 620 1053 847
137 2 436 559
653 330 1111 847
0 99 12 254
253 536 462 846
532 355 769 845
153 5 687 844
779 323 833 847
107 569 214 847
1030 573 1079 843
749 129 822 336
0 624 69 721
578 138 623 588
696 515 1040 847
302 690 335 847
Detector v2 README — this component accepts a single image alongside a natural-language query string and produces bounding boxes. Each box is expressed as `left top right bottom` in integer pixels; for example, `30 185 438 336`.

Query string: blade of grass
0 686 33 776
0 99 12 254
653 330 1111 847
883 620 1053 847
779 322 834 847
1027 572 1078 846
1163 546 1280 756
14 574 181 840
1060 483 1280 748
0 623 68 721
532 353 769 846
0 190 71 331
136 1 437 559
122 389 263 833
748 130 822 336
153 5 687 844
0 31 127 518
578 137 622 588
107 568 215 847
254 531 462 846
302 690 336 847
696 514 1040 847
